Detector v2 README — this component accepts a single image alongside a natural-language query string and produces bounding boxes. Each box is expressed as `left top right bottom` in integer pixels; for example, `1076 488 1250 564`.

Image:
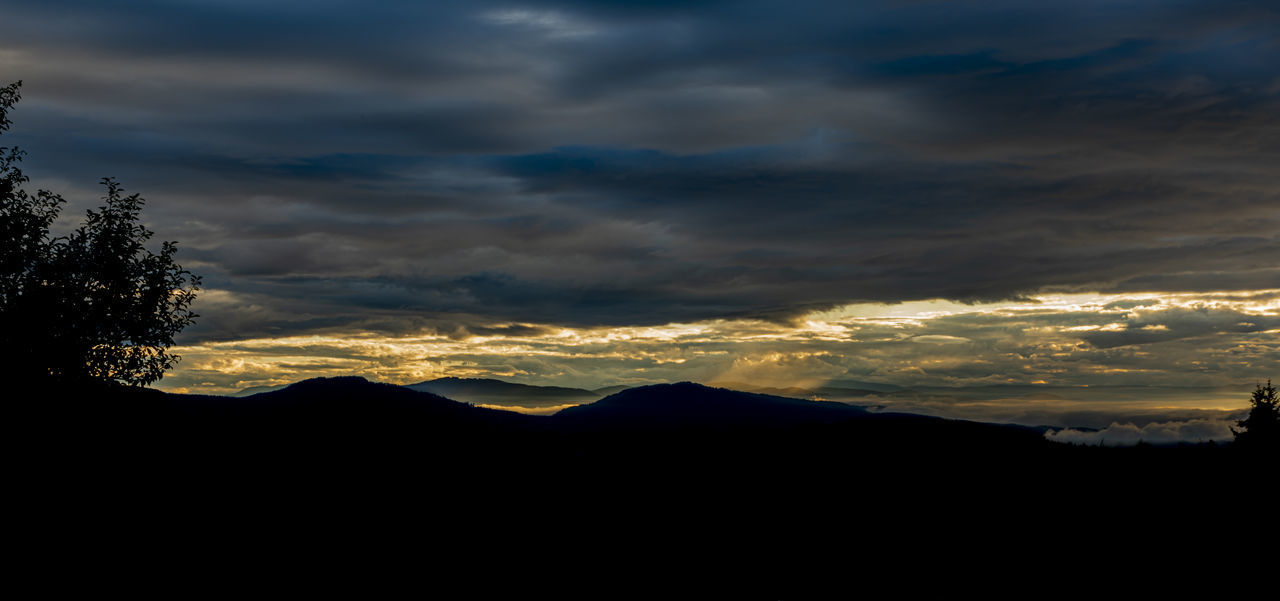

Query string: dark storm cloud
2 0 1278 338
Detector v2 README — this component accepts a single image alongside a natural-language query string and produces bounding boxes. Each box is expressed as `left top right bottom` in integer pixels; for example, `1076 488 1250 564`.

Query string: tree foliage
1232 379 1279 449
0 81 200 387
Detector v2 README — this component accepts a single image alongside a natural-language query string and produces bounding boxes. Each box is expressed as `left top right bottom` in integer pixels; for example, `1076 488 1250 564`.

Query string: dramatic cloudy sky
2 1 1277 433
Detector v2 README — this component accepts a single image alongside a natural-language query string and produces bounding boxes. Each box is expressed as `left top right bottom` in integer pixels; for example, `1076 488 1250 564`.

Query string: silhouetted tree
1232 380 1278 449
0 81 200 387
1 82 63 319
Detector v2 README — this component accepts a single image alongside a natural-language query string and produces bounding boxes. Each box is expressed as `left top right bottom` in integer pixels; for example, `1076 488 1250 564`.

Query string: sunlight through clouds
6 1 1276 449
161 290 1280 405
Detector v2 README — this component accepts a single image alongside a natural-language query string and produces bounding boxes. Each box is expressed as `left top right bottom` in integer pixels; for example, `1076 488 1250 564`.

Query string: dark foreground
14 377 1272 590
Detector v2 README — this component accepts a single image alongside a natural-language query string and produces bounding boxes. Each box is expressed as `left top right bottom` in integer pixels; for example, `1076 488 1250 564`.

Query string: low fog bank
817 386 1247 446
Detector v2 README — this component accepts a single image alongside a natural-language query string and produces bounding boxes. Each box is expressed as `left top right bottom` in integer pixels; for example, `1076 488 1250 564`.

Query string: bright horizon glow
158 289 1280 408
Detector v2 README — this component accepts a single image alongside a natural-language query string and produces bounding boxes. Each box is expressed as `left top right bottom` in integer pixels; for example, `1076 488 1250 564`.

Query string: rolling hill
552 381 868 429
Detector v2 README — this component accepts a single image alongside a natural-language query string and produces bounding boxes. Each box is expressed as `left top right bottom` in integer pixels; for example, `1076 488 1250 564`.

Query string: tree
0 81 200 387
1 81 64 318
1232 380 1278 449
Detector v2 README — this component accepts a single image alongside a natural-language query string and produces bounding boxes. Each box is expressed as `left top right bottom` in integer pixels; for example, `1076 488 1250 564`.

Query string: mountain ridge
552 381 869 429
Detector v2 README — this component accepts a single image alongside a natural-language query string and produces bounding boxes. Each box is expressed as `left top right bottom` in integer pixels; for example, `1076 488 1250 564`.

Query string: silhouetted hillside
22 372 1269 551
25 375 1260 488
182 376 541 442
549 381 1063 462
553 381 867 430
34 376 542 465
231 376 530 418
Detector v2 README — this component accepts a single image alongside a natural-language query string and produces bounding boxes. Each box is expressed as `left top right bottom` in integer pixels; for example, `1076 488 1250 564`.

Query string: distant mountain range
32 373 1230 552
29 375 1243 518
232 375 1239 408
555 381 868 429
231 376 637 410
207 376 958 434
173 376 541 437
228 377 873 431
214 376 1051 445
223 377 1244 434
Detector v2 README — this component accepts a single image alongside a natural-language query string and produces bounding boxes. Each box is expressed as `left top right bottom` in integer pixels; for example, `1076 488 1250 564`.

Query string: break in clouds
163 293 1272 438
1 1 1277 410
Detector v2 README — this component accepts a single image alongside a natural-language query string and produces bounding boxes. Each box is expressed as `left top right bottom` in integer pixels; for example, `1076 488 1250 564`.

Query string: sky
1 1 1277 436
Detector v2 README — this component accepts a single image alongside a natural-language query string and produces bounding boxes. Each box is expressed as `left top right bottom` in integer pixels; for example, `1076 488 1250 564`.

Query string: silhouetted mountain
192 376 538 431
549 381 1076 467
553 381 867 430
43 376 543 457
25 374 1259 530
405 376 600 408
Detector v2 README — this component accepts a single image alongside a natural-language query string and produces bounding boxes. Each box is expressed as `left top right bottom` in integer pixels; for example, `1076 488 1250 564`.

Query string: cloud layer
2 2 1277 422
159 291 1276 398
2 1 1277 341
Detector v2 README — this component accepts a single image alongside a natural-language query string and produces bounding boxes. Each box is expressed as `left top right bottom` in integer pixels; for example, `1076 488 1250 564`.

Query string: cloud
910 335 970 345
1 0 1277 341
1081 305 1280 348
1045 418 1238 446
156 291 1279 399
